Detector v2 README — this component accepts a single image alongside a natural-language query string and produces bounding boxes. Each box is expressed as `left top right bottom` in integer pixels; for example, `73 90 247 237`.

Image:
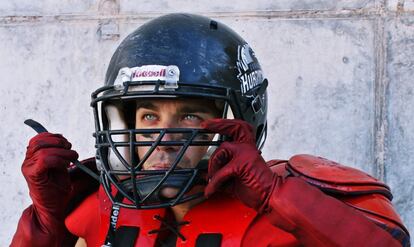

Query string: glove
202 119 277 212
203 119 403 247
11 133 78 247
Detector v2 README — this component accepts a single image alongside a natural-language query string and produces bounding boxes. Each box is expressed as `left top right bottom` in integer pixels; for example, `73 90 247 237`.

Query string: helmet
91 13 268 209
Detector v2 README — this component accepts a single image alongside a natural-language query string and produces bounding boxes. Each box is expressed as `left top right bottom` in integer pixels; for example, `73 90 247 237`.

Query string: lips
146 162 183 170
147 164 171 170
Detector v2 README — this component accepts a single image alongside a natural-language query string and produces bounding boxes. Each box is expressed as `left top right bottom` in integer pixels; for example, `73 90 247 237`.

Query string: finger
201 119 255 143
27 133 72 155
43 155 72 171
23 153 74 181
39 148 79 163
208 148 231 178
25 155 72 189
208 142 235 178
205 163 236 198
30 148 79 172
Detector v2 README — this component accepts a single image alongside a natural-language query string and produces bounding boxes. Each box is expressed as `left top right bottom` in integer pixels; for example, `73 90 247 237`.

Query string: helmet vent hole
252 115 256 122
210 20 218 30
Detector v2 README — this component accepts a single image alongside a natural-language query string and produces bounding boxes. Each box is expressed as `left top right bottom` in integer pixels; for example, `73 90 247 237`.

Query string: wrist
257 173 280 214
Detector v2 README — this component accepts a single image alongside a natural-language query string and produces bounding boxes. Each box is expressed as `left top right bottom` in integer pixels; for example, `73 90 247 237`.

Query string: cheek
135 134 156 157
185 146 209 167
136 146 149 159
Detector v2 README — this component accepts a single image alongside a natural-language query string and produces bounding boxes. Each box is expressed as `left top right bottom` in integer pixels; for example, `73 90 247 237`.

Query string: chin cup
120 173 206 205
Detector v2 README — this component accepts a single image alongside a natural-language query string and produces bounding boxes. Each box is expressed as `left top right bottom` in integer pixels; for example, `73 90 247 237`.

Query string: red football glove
203 119 403 247
11 133 78 247
202 119 277 212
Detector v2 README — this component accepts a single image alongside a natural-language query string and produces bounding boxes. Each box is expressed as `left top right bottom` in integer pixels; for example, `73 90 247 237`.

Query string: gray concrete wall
0 0 413 244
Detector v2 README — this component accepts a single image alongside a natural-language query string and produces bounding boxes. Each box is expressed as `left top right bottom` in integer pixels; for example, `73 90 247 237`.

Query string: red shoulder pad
287 154 409 239
66 158 100 215
287 154 392 200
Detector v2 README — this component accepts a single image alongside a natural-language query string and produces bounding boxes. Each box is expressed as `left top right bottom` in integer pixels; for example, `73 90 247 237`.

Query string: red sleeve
10 158 99 247
10 205 77 247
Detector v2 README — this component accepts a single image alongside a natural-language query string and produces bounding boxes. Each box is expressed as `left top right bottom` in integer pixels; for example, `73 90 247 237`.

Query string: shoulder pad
267 159 290 176
66 158 100 215
287 154 392 200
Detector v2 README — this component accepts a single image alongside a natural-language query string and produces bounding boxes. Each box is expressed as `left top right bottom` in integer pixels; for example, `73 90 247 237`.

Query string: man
11 13 410 246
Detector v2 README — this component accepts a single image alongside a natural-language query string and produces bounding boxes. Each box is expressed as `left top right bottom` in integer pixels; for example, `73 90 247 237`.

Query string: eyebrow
179 105 222 118
136 102 158 111
180 105 216 114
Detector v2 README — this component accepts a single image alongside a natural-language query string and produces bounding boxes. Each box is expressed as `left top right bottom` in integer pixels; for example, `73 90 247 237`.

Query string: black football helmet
91 13 268 209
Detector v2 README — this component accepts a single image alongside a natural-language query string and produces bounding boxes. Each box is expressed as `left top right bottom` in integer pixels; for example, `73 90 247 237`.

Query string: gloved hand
11 132 78 247
202 119 405 247
202 119 277 212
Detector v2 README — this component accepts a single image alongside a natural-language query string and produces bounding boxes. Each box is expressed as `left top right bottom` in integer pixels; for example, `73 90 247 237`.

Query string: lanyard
103 192 124 247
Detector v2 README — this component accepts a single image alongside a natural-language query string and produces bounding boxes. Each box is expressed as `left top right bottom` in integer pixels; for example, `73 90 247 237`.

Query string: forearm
264 177 402 247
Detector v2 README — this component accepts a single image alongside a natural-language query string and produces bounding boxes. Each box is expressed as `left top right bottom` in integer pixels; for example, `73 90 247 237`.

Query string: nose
156 119 181 152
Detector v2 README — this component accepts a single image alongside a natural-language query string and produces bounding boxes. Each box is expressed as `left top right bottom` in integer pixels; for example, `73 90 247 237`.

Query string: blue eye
183 114 199 121
143 114 157 121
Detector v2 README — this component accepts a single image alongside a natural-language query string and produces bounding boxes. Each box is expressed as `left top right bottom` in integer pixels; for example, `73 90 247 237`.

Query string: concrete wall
0 0 413 244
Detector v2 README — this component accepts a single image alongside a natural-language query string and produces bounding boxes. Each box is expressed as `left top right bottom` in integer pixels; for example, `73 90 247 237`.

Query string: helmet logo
236 44 264 95
114 65 180 89
132 66 166 79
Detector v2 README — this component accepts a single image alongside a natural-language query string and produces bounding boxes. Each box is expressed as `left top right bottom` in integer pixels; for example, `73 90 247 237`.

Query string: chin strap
24 119 100 181
103 192 130 247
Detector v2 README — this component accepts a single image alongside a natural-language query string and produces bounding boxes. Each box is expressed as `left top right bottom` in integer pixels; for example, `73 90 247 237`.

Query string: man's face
135 98 221 171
